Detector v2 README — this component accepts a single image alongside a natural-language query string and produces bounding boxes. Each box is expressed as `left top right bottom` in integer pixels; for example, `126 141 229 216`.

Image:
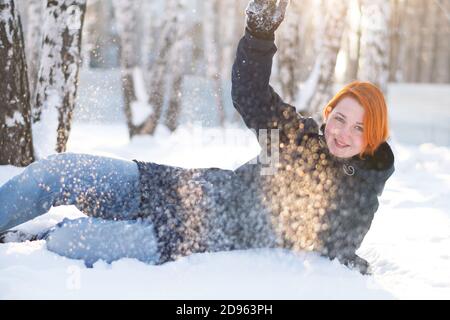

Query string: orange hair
322 81 389 157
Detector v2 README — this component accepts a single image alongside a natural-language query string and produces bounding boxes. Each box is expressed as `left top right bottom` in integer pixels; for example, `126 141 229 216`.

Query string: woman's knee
24 153 82 192
24 153 140 218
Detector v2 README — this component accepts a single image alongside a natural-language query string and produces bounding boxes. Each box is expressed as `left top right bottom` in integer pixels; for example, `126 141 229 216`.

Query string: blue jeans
0 153 159 265
0 152 142 232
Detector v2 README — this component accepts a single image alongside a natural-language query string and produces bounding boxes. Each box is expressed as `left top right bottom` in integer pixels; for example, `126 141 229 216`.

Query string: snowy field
0 82 449 299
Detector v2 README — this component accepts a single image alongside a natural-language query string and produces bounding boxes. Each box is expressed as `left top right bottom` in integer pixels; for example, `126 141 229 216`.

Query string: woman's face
324 97 365 159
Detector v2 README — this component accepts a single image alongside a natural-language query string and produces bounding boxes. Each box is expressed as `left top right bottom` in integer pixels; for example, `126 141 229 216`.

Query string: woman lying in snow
0 0 394 274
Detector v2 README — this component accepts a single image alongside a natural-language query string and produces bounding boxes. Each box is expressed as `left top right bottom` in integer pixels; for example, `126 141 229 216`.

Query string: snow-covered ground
1 123 449 299
0 82 449 299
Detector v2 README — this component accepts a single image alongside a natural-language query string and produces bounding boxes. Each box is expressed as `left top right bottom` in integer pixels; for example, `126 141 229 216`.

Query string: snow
31 92 61 159
1 81 449 299
4 111 25 127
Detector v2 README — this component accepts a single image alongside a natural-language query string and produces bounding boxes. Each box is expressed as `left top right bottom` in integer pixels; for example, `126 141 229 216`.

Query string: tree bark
25 0 44 102
219 0 238 81
136 0 178 136
164 0 191 132
81 0 100 69
112 0 139 137
434 0 450 83
0 0 34 166
164 72 183 132
345 0 362 82
388 0 403 82
203 0 226 126
358 0 390 94
276 0 302 105
415 0 428 82
298 0 349 121
32 0 86 158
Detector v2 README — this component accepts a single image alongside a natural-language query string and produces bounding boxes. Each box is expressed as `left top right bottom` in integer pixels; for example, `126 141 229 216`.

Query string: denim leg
44 217 159 267
0 152 141 233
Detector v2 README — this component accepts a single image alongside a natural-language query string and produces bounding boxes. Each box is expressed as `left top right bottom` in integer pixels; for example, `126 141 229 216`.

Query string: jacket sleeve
231 30 318 146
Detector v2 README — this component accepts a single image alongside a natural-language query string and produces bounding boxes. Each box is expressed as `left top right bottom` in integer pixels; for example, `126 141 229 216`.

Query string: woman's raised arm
232 0 317 144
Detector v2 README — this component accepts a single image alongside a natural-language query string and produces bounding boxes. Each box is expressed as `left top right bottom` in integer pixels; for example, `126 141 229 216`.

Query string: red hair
322 81 389 157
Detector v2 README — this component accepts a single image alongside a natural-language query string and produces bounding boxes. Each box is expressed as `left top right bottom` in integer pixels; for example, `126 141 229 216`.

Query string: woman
0 0 394 274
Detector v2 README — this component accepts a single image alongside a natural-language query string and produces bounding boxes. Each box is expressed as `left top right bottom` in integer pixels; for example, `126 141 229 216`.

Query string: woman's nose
336 126 352 140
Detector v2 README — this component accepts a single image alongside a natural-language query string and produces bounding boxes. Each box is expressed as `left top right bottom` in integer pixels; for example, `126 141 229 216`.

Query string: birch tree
136 0 178 135
140 0 160 71
25 0 44 101
433 0 450 83
298 0 349 121
81 0 99 69
344 0 362 82
203 0 226 126
32 0 87 158
219 0 239 81
276 0 302 104
358 0 390 94
112 0 139 136
395 0 450 83
164 0 191 132
421 0 449 83
0 0 34 166
388 0 404 82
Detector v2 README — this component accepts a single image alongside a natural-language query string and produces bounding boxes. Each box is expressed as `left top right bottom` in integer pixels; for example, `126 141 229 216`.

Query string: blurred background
16 0 450 146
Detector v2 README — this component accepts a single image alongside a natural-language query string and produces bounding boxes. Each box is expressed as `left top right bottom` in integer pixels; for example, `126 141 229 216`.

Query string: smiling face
324 96 365 159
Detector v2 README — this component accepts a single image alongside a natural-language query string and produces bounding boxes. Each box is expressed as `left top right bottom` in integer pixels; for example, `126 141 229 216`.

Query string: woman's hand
245 0 289 40
341 255 372 275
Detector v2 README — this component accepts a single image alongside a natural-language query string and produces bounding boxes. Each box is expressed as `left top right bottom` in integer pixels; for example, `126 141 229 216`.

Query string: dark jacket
134 31 395 270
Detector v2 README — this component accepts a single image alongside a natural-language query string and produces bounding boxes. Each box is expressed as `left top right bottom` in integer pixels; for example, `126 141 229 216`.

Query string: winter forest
0 0 450 300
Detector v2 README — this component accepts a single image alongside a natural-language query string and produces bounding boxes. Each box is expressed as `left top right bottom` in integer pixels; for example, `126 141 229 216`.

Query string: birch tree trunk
219 0 238 81
344 0 362 82
0 0 34 166
112 0 139 137
81 0 99 69
25 0 44 102
276 0 302 105
298 0 349 121
402 0 422 82
428 1 440 83
291 0 317 82
388 0 404 82
434 0 450 83
32 0 86 158
203 0 226 126
414 0 427 83
164 0 191 132
396 0 449 83
136 0 178 135
358 0 390 94
140 0 159 71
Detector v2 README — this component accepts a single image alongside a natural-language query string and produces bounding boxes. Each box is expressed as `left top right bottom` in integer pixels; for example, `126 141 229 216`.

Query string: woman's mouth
334 139 349 148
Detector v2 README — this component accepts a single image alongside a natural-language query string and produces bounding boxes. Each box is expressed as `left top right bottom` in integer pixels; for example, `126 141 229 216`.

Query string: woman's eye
355 126 363 132
335 117 344 123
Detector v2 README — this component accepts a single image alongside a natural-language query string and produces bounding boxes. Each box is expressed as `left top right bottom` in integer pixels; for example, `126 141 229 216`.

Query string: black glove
245 0 289 40
340 255 372 275
0 230 38 243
